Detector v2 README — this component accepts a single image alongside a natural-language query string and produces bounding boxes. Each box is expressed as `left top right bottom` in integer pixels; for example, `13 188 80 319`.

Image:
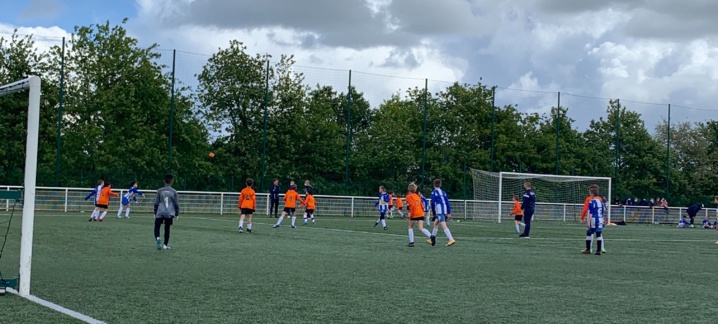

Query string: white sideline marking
184 216 713 243
7 288 106 324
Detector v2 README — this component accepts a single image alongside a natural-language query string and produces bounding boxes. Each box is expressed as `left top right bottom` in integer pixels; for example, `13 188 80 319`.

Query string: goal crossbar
498 171 611 181
0 76 41 296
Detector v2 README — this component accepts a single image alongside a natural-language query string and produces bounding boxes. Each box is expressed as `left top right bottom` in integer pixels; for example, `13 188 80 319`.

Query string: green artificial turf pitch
0 212 716 323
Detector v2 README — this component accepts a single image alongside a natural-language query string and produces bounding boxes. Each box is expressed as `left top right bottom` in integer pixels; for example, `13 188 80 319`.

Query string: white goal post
0 76 41 296
471 169 612 224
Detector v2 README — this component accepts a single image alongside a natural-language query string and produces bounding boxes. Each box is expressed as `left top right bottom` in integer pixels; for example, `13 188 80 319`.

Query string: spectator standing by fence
269 179 280 218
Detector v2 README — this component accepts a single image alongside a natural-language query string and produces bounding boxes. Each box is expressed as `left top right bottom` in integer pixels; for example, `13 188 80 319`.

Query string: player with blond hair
405 182 435 247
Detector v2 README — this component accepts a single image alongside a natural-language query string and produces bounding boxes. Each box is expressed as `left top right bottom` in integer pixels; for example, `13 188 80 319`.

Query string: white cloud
0 23 70 53
128 0 468 108
5 0 718 130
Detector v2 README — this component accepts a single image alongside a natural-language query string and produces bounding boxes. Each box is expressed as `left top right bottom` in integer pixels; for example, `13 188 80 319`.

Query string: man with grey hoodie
154 174 179 250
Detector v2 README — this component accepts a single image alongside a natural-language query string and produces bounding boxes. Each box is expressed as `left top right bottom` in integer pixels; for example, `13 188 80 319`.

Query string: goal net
471 169 611 223
0 76 41 296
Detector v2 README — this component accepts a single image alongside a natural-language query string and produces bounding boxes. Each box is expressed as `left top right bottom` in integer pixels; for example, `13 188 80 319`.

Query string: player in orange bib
301 187 316 225
405 182 435 247
510 195 526 234
95 183 119 222
273 184 304 228
238 178 256 233
394 194 406 219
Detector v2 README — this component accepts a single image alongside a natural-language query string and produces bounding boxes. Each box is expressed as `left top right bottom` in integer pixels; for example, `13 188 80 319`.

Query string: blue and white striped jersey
84 185 103 203
421 195 430 212
588 198 605 230
431 188 452 215
123 187 144 202
374 192 390 213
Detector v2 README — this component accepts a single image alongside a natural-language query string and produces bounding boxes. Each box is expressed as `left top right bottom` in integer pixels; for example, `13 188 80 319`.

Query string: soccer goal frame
496 172 612 224
0 76 41 297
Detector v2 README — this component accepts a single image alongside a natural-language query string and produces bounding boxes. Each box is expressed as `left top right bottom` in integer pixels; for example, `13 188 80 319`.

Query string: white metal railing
1 185 713 224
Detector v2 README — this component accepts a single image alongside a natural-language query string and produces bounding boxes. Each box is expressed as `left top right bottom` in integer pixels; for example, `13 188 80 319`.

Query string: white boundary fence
1 185 712 224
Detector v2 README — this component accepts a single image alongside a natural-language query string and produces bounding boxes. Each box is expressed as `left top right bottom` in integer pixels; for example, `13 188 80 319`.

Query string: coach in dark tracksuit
269 179 280 218
686 203 704 227
519 181 536 238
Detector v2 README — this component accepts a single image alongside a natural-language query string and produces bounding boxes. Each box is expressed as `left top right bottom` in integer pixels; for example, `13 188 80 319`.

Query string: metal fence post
55 37 66 186
464 200 467 220
622 206 626 222
220 193 224 215
563 204 566 222
167 49 176 173
64 188 68 213
351 197 355 217
651 207 655 224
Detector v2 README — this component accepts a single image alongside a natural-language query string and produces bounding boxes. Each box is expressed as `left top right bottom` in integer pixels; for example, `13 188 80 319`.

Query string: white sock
421 228 432 237
381 219 386 227
291 217 296 226
239 220 244 228
276 216 284 226
125 208 130 217
117 206 123 216
100 211 107 220
444 228 454 241
91 210 98 219
515 224 520 232
601 236 605 249
399 210 404 216
408 229 415 243
247 223 252 230
521 223 526 226
432 227 438 236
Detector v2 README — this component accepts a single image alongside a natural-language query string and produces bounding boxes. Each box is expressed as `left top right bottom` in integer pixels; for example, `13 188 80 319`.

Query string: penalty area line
6 288 106 324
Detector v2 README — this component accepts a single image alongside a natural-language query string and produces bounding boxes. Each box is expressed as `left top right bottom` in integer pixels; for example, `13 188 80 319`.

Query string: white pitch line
184 216 713 243
7 288 106 324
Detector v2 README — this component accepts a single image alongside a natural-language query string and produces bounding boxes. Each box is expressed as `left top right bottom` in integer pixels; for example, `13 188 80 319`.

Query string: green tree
46 19 208 188
0 31 59 186
354 93 420 195
583 100 664 201
197 40 269 190
654 121 715 205
523 106 584 175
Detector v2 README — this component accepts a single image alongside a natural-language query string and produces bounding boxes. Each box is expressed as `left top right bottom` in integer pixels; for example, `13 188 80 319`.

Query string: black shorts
241 208 255 215
514 215 523 221
95 204 108 209
283 207 296 215
398 207 403 210
306 209 314 216
409 217 425 221
155 217 174 226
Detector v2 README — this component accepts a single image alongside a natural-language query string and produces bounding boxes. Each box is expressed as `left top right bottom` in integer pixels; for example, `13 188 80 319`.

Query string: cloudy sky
2 0 718 131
